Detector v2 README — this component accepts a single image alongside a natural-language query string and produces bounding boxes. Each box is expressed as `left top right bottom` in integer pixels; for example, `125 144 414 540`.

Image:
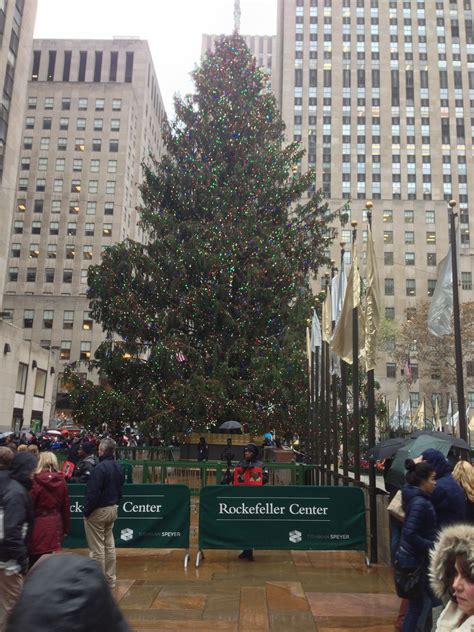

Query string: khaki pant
0 571 23 631
84 505 118 588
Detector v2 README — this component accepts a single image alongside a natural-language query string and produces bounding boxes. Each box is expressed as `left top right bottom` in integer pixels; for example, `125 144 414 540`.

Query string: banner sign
199 485 366 552
65 484 190 549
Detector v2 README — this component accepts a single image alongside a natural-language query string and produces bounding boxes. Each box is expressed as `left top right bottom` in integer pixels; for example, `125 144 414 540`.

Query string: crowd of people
0 436 126 631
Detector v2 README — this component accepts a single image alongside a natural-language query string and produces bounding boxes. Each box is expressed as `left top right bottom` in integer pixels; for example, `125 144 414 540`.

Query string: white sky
34 0 277 118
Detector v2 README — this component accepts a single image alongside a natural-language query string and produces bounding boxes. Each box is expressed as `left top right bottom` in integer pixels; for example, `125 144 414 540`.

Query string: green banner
65 484 190 549
199 486 366 551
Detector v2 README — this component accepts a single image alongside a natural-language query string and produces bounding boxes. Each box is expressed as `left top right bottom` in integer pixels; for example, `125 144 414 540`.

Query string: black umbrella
409 430 470 451
367 437 410 461
218 420 242 431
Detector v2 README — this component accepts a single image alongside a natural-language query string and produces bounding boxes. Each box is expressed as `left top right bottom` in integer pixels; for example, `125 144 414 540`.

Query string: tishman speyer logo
289 530 302 543
120 528 133 542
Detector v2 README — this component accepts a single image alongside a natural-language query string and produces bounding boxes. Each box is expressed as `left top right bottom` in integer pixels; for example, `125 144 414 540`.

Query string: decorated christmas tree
79 35 334 435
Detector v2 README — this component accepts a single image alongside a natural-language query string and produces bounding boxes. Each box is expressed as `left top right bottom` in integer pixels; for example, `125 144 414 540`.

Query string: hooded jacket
429 523 474 631
399 484 437 561
0 452 36 572
422 449 466 528
5 553 132 632
29 470 70 555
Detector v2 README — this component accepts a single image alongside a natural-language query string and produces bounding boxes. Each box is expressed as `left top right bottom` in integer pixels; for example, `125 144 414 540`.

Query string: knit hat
244 443 258 457
80 441 94 455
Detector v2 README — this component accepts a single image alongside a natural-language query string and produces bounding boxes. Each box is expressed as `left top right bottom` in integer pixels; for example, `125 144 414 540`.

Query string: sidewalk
110 547 401 631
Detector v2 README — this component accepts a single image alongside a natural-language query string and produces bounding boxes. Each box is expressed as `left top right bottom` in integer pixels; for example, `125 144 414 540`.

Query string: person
5 553 132 631
220 438 234 463
83 438 124 588
197 436 209 461
421 449 466 528
452 461 474 523
27 445 38 459
0 451 36 632
69 442 99 484
233 443 269 561
429 523 474 631
28 452 70 569
15 445 27 453
397 459 437 632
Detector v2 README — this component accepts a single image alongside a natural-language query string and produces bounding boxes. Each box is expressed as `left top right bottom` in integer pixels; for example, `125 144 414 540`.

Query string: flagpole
324 273 331 483
319 297 326 485
331 261 339 479
314 344 320 483
339 244 349 484
351 221 361 482
307 318 314 467
366 201 377 562
448 200 468 442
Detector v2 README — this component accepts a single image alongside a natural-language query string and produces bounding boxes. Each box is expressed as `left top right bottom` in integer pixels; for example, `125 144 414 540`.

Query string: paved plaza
108 547 400 631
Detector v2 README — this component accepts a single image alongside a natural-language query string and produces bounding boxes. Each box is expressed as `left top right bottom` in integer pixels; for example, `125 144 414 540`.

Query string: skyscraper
3 38 166 421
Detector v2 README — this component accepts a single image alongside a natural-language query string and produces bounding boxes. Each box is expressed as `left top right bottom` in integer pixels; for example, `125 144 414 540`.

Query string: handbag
387 490 405 522
394 563 424 599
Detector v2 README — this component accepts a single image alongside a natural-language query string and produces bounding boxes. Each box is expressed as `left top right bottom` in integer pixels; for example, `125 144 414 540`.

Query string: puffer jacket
5 553 132 631
399 485 437 563
422 449 466 528
429 523 474 631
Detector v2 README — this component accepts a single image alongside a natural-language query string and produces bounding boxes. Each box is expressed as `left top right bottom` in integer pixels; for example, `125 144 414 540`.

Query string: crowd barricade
196 485 367 567
65 483 191 568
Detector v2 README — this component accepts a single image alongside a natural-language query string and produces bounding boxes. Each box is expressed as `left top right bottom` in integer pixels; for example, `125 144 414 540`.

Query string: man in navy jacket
83 438 124 589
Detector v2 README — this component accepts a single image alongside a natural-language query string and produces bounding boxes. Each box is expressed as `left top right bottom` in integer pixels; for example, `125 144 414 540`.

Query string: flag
331 242 365 364
401 399 411 428
414 400 425 430
427 250 453 336
364 224 381 371
434 398 442 431
447 398 453 428
404 360 413 383
389 398 400 428
336 264 347 324
310 309 322 351
306 325 312 371
322 287 332 343
331 274 339 324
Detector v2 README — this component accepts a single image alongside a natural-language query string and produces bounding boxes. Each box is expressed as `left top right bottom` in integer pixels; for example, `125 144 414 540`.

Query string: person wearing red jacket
28 451 70 568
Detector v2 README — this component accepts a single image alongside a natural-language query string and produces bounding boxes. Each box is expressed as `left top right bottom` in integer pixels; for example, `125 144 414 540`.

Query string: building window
385 307 395 320
425 210 435 224
80 341 92 360
125 51 134 82
29 243 39 258
92 139 101 151
26 268 36 282
462 272 472 290
406 279 416 296
8 267 18 282
88 180 98 194
71 179 81 193
55 158 65 171
78 98 88 110
85 223 95 236
16 363 28 394
44 268 54 283
102 223 112 236
13 220 23 234
34 369 47 398
106 181 115 194
95 98 104 111
65 244 75 259
67 222 77 236
428 279 437 297
33 199 43 213
104 202 114 215
405 231 415 245
404 209 414 223
83 245 93 259
63 311 74 329
385 278 394 296
467 361 474 377
49 222 59 235
426 231 436 244
47 244 57 259
87 201 96 215
93 52 103 82
60 341 71 361
23 309 34 328
78 51 87 81
26 117 35 129
93 118 103 131
57 138 67 151
63 50 72 81
107 160 117 173
28 97 37 109
112 98 121 111
82 311 93 330
61 97 71 110
63 269 73 283
42 117 52 130
109 52 118 82
43 310 54 329
386 363 396 378
90 159 100 172
11 243 20 257
59 117 69 130
383 231 393 244
109 140 119 152
110 119 120 132
76 118 86 131
405 252 415 266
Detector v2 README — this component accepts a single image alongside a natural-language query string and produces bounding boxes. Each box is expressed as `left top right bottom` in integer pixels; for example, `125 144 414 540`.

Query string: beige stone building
2 38 165 425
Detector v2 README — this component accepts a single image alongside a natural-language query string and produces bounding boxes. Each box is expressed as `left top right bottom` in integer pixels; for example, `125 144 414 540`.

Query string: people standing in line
429 523 474 631
69 442 99 484
197 437 209 462
5 554 132 632
83 438 124 589
397 460 438 632
0 451 36 632
452 461 474 524
233 443 269 562
28 452 70 569
421 449 466 528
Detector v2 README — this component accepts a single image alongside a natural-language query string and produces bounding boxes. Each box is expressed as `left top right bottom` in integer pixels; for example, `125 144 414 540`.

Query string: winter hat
429 523 474 599
244 443 258 457
80 441 94 455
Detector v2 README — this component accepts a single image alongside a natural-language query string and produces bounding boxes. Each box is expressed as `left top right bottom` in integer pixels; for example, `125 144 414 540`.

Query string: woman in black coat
397 460 437 632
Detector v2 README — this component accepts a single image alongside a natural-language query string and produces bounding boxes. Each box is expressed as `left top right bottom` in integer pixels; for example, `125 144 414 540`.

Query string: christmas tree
81 35 334 435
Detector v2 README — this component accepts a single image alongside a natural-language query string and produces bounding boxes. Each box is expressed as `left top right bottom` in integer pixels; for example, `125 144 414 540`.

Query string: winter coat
429 523 474 631
399 485 437 564
29 471 70 555
197 442 209 461
234 458 269 485
84 455 124 518
69 454 99 484
5 553 132 632
422 449 466 528
0 453 36 572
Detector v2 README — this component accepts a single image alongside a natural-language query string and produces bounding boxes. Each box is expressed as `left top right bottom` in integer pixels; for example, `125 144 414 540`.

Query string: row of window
17 178 117 194
383 272 473 297
12 309 94 331
15 200 114 215
8 268 88 284
28 97 122 112
10 243 102 265
386 360 474 380
32 49 134 84
27 116 121 133
21 157 119 172
22 135 118 155
11 222 112 243
15 363 47 398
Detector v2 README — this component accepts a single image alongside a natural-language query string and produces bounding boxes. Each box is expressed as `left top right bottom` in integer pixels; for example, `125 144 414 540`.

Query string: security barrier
65 483 191 567
196 485 367 566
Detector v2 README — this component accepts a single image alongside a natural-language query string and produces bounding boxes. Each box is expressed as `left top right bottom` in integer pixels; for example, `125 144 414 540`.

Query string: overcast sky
34 0 277 118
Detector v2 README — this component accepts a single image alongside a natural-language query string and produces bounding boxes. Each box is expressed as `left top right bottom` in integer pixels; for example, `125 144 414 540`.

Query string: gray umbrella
218 421 242 431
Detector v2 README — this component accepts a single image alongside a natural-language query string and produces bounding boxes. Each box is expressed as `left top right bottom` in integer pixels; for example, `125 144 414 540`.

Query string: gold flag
331 242 365 364
414 400 425 430
364 225 381 371
322 288 332 343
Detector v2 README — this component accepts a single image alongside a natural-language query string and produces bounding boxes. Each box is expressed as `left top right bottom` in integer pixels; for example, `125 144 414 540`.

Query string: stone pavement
108 548 401 631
